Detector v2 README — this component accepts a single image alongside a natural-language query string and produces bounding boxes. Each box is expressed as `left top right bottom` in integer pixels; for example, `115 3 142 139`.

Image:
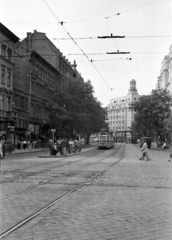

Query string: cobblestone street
1 144 172 240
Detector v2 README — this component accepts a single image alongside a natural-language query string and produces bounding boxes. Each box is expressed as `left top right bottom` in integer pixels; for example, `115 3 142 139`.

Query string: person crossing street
139 138 151 161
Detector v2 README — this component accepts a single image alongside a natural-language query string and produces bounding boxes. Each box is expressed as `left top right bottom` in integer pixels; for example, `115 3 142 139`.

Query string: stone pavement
3 144 172 240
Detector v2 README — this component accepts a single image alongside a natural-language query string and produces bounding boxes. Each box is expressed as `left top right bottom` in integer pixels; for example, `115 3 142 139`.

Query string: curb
38 147 97 158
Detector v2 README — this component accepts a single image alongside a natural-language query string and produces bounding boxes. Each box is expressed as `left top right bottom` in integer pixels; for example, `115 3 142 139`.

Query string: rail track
0 147 120 200
0 145 125 239
0 149 98 185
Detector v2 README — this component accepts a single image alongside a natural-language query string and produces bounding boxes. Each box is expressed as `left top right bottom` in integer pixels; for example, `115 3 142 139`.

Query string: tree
130 88 172 141
45 100 67 138
52 77 106 142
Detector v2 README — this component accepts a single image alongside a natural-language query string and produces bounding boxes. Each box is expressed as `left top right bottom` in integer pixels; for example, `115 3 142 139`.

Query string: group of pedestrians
17 140 37 150
49 137 82 156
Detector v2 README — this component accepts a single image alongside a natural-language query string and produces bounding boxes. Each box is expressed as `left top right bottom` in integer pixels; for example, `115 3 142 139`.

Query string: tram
97 131 114 149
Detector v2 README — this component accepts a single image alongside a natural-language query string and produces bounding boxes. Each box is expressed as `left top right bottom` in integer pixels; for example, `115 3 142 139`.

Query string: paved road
0 144 172 240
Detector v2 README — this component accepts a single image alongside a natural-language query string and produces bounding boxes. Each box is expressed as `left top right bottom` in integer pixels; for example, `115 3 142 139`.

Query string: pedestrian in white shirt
0 139 3 159
139 139 151 161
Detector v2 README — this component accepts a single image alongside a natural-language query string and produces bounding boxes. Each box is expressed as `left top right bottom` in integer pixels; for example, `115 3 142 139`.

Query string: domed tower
129 79 137 93
127 79 139 131
128 79 138 100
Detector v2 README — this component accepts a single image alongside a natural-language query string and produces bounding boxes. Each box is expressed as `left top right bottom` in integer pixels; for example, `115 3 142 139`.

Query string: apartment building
0 23 19 145
108 80 139 143
13 29 83 142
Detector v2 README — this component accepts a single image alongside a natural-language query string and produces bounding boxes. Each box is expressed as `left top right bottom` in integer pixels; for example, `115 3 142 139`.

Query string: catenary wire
6 0 159 25
42 0 114 92
1 35 171 43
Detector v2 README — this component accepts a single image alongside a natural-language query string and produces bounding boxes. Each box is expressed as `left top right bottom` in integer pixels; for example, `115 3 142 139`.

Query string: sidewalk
6 147 49 155
6 144 97 156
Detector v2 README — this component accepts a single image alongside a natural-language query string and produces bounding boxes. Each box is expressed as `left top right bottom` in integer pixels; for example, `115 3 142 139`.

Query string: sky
1 0 172 107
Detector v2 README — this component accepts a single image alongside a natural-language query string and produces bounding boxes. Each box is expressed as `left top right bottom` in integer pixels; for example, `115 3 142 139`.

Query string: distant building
107 80 139 143
0 23 19 145
157 44 172 93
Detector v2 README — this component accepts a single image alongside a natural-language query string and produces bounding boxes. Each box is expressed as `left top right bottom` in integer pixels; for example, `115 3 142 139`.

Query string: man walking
49 138 54 155
2 138 6 159
0 139 3 159
139 139 151 161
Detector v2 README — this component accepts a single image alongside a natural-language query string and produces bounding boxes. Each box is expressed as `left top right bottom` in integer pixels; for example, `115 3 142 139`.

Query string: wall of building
0 23 19 144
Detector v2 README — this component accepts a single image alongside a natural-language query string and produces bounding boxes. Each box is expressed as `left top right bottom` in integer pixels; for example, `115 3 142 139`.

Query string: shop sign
29 124 34 132
8 126 15 132
51 129 56 133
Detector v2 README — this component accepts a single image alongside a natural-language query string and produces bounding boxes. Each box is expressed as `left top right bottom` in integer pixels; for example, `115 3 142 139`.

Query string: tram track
4 148 96 174
0 147 120 200
0 150 98 185
0 145 125 239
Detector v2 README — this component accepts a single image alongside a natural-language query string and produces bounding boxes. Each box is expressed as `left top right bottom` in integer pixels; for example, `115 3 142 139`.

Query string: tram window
99 136 106 140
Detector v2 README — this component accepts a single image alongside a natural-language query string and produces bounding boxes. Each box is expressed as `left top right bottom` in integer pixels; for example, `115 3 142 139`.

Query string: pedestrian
23 140 27 150
49 138 54 155
66 139 70 154
61 137 67 155
73 139 78 152
77 138 82 152
168 142 172 162
0 139 3 159
139 139 151 161
52 141 58 156
163 141 166 149
68 139 74 153
17 140 21 150
27 140 30 149
2 139 6 159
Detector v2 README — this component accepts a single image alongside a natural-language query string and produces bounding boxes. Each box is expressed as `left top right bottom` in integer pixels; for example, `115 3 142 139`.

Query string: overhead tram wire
1 35 170 44
51 0 159 24
43 0 113 92
4 0 160 28
8 51 167 58
48 0 160 24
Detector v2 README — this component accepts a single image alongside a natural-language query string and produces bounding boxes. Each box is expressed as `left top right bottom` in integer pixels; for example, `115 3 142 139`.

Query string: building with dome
107 79 139 143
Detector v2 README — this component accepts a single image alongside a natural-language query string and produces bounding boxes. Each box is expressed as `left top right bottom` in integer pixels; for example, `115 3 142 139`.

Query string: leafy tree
50 77 106 143
130 88 172 141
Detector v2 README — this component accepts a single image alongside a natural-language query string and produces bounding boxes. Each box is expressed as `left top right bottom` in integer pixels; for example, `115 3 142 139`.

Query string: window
1 95 5 110
21 96 24 109
1 44 6 57
1 66 5 83
25 98 28 111
7 48 12 60
7 70 11 86
31 78 35 96
7 97 10 111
